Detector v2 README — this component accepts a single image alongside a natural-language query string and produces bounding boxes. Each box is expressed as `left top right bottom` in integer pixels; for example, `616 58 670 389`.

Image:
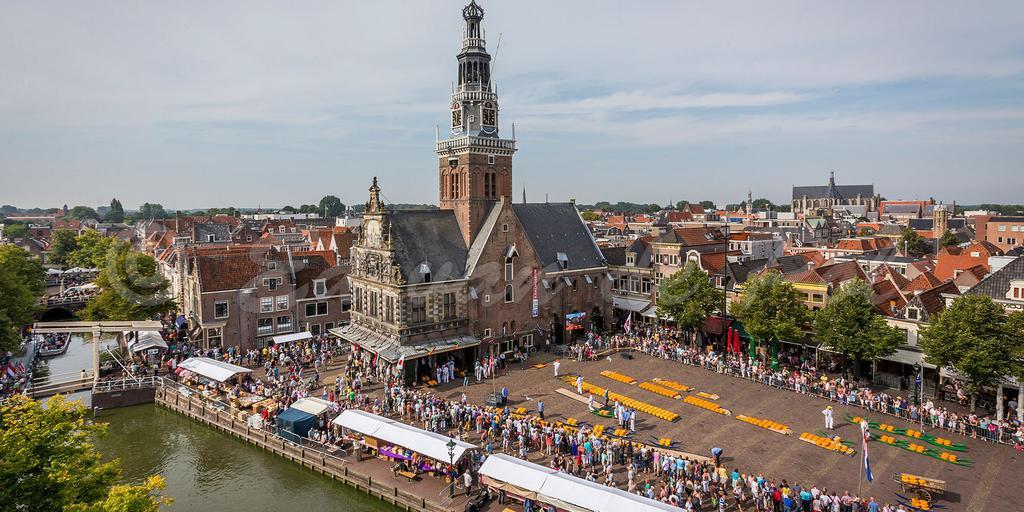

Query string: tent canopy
178 357 251 382
479 454 678 512
272 331 313 345
332 410 476 463
127 331 168 352
290 397 332 416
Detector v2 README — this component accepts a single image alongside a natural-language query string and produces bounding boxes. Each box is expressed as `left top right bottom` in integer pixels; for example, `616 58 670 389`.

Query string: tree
49 229 80 266
920 295 1024 411
68 206 100 221
699 201 716 210
81 248 175 321
731 270 810 348
136 203 168 220
104 198 124 223
319 195 346 217
298 204 319 214
900 227 929 256
2 221 27 239
580 211 600 222
67 229 118 269
939 230 959 248
0 395 170 511
813 279 902 377
0 261 40 352
656 261 724 335
0 245 45 297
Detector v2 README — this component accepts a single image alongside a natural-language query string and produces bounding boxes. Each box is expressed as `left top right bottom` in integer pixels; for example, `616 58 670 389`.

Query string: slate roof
600 246 627 266
792 183 873 201
512 203 606 272
389 210 468 284
656 227 727 246
293 255 347 299
908 218 967 231
726 258 769 285
965 255 1024 301
883 204 922 215
772 254 809 275
193 223 232 242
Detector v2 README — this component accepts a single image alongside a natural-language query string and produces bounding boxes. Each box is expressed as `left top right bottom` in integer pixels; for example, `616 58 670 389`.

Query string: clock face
451 110 462 128
482 108 495 126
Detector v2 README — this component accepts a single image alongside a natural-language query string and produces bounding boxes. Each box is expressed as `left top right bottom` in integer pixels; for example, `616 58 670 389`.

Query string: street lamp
446 438 457 498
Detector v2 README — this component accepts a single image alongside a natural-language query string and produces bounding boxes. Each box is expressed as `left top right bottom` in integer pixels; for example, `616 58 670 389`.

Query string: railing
93 375 160 393
436 136 516 153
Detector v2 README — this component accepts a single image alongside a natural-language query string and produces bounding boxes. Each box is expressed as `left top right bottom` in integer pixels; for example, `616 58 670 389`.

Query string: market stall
332 409 477 465
276 407 318 443
177 357 251 383
271 331 313 345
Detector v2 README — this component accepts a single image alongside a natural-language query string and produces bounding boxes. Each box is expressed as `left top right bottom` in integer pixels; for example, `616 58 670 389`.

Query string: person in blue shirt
537 400 544 419
867 496 880 512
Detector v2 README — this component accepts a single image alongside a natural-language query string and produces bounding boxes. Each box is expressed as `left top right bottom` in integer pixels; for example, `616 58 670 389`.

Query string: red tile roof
902 272 944 293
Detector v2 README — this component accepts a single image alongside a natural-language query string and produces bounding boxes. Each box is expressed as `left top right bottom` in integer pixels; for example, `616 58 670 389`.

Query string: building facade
792 172 877 215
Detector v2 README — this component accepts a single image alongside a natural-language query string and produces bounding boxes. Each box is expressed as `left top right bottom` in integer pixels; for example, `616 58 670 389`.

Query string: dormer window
556 252 569 270
419 262 431 283
626 252 636 266
314 279 326 297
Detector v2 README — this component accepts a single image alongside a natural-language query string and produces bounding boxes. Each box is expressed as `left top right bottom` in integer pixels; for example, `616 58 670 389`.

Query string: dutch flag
860 419 874 483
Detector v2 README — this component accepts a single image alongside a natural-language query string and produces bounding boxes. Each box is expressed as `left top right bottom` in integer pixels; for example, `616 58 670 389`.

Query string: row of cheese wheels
639 381 681 399
799 432 855 455
651 378 693 392
736 415 789 433
565 376 680 422
599 370 637 385
683 395 729 415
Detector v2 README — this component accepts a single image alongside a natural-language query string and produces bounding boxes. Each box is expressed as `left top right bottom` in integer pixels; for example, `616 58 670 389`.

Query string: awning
272 331 313 345
177 357 252 382
879 348 935 369
127 332 168 352
480 453 678 512
333 323 479 363
290 397 333 416
612 296 651 313
332 410 477 463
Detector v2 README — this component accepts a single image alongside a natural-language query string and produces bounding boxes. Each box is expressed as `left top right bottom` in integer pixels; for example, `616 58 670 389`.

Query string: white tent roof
272 331 313 345
290 397 332 416
332 409 476 463
127 331 168 352
46 268 63 275
178 357 252 382
479 453 678 512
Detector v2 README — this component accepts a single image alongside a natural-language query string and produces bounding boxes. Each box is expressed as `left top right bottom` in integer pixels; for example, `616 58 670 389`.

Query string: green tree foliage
297 204 319 214
585 201 662 214
731 270 810 345
50 229 80 266
656 261 724 333
699 200 716 210
900 227 929 256
319 195 346 217
0 395 170 511
2 221 28 239
136 203 168 220
67 229 119 269
81 248 175 321
0 247 44 351
68 206 100 221
104 199 125 223
939 230 959 248
813 279 902 374
580 211 600 222
920 295 1024 409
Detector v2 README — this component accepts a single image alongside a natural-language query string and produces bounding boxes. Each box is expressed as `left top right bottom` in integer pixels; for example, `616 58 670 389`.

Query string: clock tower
437 0 516 246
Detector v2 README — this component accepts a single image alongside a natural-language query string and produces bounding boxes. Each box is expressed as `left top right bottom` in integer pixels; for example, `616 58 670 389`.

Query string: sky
2 0 1023 211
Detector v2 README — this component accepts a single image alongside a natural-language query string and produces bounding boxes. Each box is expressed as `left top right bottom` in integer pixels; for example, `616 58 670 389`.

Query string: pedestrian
823 406 834 430
538 400 545 419
576 375 584 395
553 360 560 377
711 446 723 467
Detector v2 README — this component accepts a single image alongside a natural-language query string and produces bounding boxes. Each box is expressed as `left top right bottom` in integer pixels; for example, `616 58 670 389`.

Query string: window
504 284 514 303
246 235 253 242
385 295 395 323
206 327 222 347
812 293 824 303
999 225 1007 232
279 225 286 234
314 279 326 297
310 324 321 335
970 252 980 258
276 295 289 311
521 334 534 349
324 322 334 331
263 277 280 291
504 257 514 282
341 299 351 312
305 301 328 317
206 234 215 242
260 297 273 313
906 308 919 320
214 301 229 319
502 223 509 233
277 315 292 332
369 291 379 318
268 261 278 270
354 288 363 313
411 297 427 324
443 292 456 319
257 318 273 336
556 252 569 270
488 154 496 165
483 328 492 338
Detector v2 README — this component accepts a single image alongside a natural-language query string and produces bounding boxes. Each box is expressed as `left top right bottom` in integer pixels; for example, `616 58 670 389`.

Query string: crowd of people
574 325 1024 448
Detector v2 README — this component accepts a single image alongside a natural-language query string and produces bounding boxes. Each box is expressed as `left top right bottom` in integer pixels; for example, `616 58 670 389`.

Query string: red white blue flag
861 420 874 482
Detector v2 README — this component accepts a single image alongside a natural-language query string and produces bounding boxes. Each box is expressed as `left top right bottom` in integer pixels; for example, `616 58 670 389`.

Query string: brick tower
436 1 516 246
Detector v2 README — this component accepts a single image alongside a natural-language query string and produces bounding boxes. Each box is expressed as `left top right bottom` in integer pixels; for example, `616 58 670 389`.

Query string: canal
42 337 397 512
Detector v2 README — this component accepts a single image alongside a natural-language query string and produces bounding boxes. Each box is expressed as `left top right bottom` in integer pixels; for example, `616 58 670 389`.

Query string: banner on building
565 311 587 331
531 268 540 318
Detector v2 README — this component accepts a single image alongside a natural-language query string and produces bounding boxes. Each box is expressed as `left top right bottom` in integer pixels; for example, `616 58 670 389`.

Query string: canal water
42 337 396 512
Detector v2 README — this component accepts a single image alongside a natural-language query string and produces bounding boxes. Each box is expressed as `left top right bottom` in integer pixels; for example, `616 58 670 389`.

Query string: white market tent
177 357 252 382
46 268 63 275
479 453 679 512
127 331 168 352
290 397 333 416
272 331 313 345
332 409 477 463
